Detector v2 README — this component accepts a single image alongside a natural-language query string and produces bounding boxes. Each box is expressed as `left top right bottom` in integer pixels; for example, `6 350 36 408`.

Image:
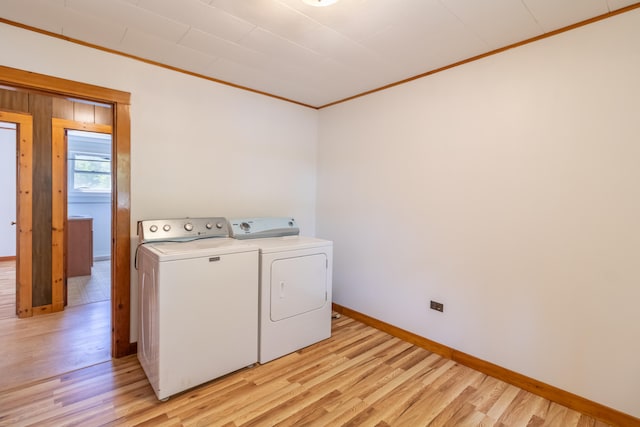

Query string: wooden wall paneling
0 111 33 318
51 97 74 120
29 93 53 308
0 88 29 112
94 105 112 126
53 98 114 125
73 102 95 123
112 102 132 357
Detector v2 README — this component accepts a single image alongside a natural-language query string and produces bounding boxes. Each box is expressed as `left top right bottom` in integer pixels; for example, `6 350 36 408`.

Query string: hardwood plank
0 261 16 320
51 98 73 120
0 316 620 427
428 385 478 426
94 105 113 126
496 389 549 426
0 298 110 392
72 102 94 123
333 303 639 427
0 88 29 112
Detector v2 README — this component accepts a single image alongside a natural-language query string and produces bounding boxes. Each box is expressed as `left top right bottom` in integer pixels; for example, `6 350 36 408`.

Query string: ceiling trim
2 2 640 110
0 17 317 110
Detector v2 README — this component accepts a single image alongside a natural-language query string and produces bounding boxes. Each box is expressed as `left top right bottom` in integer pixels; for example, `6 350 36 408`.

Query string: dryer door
270 253 328 321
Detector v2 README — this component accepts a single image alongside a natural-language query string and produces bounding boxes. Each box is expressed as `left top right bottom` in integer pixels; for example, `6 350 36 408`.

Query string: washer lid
141 238 258 261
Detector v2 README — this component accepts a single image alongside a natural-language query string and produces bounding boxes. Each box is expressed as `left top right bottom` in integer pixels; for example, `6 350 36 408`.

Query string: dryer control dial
240 222 251 231
184 223 194 231
163 224 171 232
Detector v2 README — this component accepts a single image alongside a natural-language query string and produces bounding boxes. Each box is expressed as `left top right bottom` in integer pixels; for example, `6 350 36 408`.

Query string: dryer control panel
229 217 299 239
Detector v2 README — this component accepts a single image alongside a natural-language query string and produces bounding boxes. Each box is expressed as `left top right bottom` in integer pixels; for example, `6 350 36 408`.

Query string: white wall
0 125 16 257
1 23 318 342
317 10 640 417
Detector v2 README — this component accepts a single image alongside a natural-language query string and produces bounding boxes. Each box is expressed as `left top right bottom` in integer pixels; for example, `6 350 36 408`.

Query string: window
67 130 112 199
71 152 111 192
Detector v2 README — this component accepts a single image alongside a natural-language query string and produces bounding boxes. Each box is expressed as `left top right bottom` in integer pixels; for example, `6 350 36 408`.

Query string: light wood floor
0 261 111 392
0 313 610 426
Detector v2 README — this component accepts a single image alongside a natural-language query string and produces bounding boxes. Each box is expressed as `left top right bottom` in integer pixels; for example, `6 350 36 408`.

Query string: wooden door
0 111 33 318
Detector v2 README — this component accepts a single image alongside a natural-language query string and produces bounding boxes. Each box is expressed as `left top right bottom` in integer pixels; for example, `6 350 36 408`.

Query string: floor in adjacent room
67 259 111 307
0 260 111 393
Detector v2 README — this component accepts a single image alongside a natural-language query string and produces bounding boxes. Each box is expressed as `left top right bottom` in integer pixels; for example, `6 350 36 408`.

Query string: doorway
0 64 132 358
51 120 113 313
65 129 113 308
65 129 112 307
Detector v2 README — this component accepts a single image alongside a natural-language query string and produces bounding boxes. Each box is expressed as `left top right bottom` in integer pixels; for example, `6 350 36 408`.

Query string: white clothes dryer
229 217 333 364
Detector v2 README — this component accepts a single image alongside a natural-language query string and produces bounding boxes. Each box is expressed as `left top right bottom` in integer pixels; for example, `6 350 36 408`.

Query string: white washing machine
137 217 259 400
229 217 333 364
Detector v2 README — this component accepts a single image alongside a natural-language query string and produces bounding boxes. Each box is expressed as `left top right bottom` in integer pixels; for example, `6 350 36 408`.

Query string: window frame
67 130 112 203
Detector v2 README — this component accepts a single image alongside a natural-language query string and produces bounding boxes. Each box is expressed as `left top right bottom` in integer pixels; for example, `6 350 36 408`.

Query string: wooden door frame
52 119 113 313
0 111 33 318
0 65 133 358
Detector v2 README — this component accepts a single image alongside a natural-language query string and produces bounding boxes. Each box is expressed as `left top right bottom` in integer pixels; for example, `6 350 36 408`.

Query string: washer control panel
138 217 228 242
229 217 299 239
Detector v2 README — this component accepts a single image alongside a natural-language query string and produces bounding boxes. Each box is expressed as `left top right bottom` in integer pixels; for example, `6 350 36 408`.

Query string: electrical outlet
430 300 444 312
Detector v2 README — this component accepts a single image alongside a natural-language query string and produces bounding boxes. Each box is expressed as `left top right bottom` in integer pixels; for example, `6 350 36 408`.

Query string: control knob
206 223 213 229
184 223 194 232
163 224 171 232
149 225 158 232
240 222 251 231
216 222 223 229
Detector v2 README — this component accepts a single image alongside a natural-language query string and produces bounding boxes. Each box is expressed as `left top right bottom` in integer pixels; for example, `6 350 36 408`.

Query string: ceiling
1 0 638 108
